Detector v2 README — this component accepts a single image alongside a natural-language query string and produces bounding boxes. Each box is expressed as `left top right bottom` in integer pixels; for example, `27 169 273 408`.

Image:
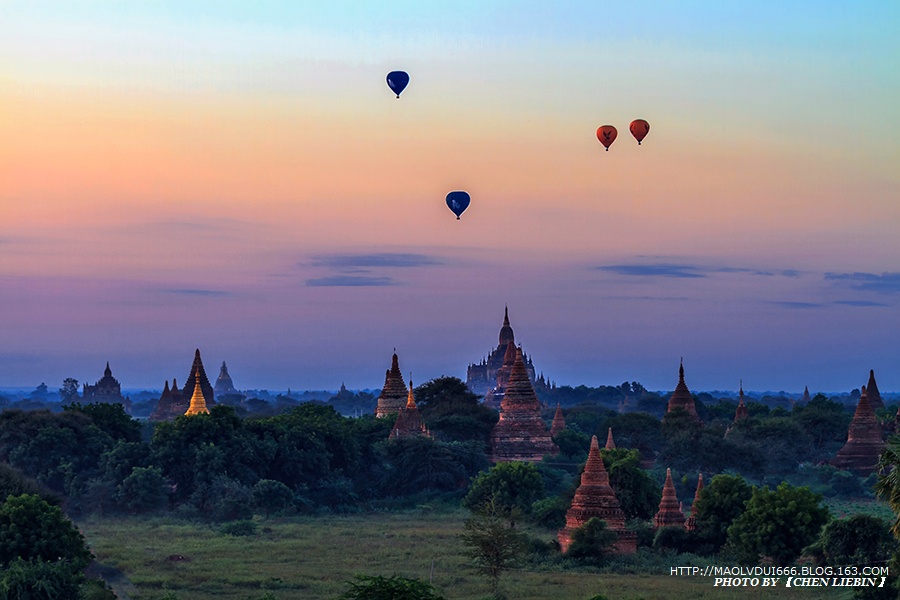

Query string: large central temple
466 307 540 406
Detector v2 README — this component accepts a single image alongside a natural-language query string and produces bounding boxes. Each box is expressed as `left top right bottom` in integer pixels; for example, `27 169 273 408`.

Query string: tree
565 517 617 563
727 482 830 565
818 515 895 568
414 377 498 443
116 466 169 513
463 462 545 519
0 557 83 600
601 448 660 520
876 436 900 537
58 378 80 404
252 479 295 518
0 494 92 571
65 402 141 443
460 497 527 597
338 575 446 600
692 473 753 553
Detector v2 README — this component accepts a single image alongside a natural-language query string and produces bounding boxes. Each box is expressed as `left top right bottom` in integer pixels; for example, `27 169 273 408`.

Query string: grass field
78 508 856 600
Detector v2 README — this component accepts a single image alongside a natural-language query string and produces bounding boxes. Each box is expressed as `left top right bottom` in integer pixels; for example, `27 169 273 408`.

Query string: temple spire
605 427 616 450
653 468 686 529
550 402 566 437
185 367 210 415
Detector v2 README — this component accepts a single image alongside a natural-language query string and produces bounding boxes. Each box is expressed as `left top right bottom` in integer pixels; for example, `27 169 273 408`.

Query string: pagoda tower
833 386 884 474
466 307 537 397
550 403 566 437
867 370 884 411
183 349 215 408
605 427 616 450
685 473 704 531
734 381 749 422
375 352 408 418
558 435 637 554
184 369 210 416
150 378 186 421
389 379 431 439
215 361 237 395
665 359 700 423
490 347 559 462
653 468 686 529
801 386 812 405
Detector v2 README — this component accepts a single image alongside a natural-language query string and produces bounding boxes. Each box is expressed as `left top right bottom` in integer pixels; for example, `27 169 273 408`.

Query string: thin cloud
162 289 230 297
310 253 443 268
824 272 900 294
595 264 706 278
306 276 398 287
833 300 889 307
769 301 823 309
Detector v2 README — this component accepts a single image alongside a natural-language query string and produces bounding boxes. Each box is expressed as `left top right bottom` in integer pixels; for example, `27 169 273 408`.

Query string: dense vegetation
1 377 898 598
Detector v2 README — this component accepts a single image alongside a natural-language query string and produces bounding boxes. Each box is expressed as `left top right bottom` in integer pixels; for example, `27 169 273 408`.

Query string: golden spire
406 377 417 409
185 367 210 415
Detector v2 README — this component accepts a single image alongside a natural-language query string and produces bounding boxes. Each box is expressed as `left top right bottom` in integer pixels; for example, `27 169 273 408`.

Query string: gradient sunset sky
1 2 898 393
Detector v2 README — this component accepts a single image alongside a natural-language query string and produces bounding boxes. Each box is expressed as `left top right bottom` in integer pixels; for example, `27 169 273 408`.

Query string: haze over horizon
1 3 898 393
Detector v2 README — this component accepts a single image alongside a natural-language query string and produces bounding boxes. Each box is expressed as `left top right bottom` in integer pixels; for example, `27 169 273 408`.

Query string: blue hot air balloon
386 71 409 98
446 191 470 220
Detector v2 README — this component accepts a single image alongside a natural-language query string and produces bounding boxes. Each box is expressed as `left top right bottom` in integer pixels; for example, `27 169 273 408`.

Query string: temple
550 403 566 437
375 352 408 418
466 307 538 404
833 385 884 474
733 382 749 423
183 349 215 408
665 360 700 423
685 473 704 531
389 380 431 439
149 379 187 421
558 435 637 554
82 362 129 411
800 386 812 405
867 370 884 412
184 369 210 416
215 362 237 395
653 468 686 529
489 346 558 462
605 427 616 450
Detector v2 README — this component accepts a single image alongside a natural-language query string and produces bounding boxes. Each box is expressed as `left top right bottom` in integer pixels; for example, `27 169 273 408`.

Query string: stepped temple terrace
558 435 637 554
490 346 558 462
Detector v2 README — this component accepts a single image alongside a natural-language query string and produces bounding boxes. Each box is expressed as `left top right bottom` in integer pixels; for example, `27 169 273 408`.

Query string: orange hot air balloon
596 125 617 151
629 119 650 145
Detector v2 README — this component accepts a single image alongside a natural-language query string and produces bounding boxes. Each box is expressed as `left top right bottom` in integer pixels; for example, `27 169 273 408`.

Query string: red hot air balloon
629 119 650 145
596 125 617 151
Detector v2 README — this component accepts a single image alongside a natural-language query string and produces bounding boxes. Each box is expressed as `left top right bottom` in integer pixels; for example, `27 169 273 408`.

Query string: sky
1 2 898 394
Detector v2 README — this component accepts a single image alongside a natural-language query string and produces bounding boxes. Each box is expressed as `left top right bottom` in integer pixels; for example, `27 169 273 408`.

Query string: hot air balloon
629 119 650 145
596 125 617 151
446 191 470 220
386 71 409 98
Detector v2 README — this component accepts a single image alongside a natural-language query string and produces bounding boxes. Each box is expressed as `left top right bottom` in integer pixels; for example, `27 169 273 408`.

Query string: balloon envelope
446 191 470 220
596 125 617 151
629 119 650 145
386 71 409 98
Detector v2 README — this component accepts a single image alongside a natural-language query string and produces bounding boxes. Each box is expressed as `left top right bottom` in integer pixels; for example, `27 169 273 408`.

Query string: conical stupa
734 381 749 422
605 427 616 450
183 349 215 408
666 360 700 423
867 370 884 411
833 386 884 474
184 369 210 416
685 473 704 531
375 352 408 418
653 468 686 528
390 379 431 439
550 403 566 437
490 347 559 462
558 435 637 554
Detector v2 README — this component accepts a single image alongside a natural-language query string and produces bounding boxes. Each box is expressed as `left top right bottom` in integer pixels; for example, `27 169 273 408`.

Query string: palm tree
875 435 900 537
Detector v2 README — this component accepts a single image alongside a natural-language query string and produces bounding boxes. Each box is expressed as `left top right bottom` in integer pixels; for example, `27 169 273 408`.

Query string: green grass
78 509 853 600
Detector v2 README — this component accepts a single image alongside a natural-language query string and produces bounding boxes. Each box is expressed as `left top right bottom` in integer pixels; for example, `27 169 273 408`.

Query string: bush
338 574 446 599
220 520 257 536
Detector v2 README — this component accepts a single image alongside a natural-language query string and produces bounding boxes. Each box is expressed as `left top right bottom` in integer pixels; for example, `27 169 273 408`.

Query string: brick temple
653 468 686 529
833 385 884 474
375 352 408 418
